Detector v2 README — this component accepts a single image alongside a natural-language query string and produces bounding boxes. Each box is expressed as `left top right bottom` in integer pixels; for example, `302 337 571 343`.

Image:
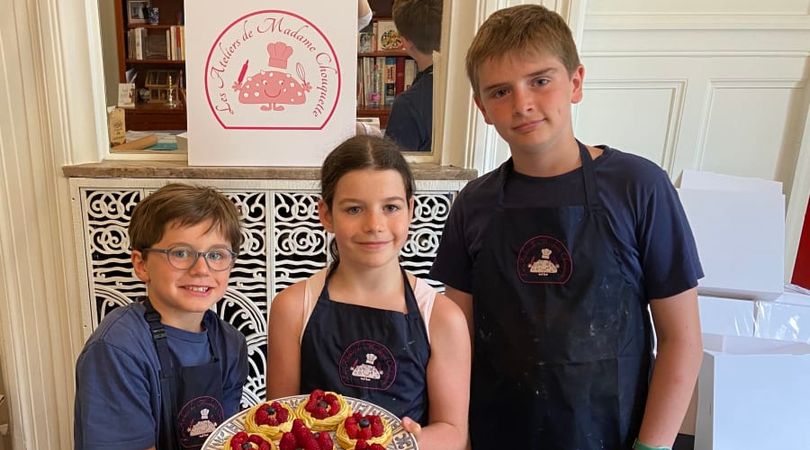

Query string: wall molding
785 93 810 281
580 79 686 174
1 0 107 447
696 78 806 172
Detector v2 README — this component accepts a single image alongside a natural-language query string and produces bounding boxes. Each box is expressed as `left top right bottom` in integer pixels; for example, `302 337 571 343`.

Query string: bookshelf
114 0 186 131
358 0 415 129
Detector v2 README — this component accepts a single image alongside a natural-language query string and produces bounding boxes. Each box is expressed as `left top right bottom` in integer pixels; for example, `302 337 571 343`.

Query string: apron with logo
144 299 225 449
300 266 430 424
469 143 652 449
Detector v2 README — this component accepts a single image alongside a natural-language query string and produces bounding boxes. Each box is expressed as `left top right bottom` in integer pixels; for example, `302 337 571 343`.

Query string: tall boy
384 0 442 151
430 5 703 450
75 184 248 450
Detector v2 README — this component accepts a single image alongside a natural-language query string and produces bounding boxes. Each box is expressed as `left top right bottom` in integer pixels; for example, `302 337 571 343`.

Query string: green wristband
632 439 671 450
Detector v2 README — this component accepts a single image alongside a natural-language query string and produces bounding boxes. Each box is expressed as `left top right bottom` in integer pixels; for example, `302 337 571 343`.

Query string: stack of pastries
223 390 395 450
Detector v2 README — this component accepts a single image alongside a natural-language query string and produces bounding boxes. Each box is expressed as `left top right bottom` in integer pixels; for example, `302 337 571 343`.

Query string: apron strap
301 267 329 345
143 298 179 450
318 264 422 318
401 268 421 317
578 140 600 209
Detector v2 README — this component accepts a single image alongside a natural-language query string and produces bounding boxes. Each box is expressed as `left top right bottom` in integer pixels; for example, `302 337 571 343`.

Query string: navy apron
469 143 652 449
144 299 226 450
300 265 431 424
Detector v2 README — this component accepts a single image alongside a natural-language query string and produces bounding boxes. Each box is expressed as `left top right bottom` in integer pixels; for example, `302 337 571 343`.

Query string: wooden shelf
127 24 181 29
357 107 391 129
358 50 408 58
124 103 186 131
116 0 187 132
125 59 185 65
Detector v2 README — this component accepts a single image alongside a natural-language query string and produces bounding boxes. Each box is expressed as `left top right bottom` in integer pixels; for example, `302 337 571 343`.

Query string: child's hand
401 416 422 441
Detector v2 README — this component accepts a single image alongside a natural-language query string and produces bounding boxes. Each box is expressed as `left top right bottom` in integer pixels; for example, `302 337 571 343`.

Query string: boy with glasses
75 183 248 450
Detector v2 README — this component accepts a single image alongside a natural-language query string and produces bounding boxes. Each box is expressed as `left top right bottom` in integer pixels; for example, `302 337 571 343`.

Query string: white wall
439 0 810 282
0 0 808 447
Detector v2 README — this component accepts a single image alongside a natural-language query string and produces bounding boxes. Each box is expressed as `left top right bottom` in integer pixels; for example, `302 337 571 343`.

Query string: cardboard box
680 169 782 195
698 295 756 337
695 334 810 449
678 188 785 300
185 0 356 166
755 292 810 344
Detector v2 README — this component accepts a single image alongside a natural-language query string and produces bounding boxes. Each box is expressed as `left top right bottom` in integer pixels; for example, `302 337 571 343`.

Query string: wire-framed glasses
143 246 237 271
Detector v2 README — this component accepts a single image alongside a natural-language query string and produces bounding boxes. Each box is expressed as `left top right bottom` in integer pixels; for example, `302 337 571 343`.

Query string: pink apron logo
204 10 341 130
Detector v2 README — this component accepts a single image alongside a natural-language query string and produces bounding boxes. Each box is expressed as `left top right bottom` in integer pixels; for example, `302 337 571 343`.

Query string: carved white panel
575 80 685 172
699 80 806 181
71 178 464 408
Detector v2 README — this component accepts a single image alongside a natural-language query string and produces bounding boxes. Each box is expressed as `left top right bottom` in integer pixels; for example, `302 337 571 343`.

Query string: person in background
430 5 703 450
384 0 441 151
359 0 373 30
75 183 248 450
267 135 470 450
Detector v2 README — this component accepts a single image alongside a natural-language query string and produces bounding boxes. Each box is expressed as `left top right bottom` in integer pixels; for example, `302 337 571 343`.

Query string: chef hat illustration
267 42 294 69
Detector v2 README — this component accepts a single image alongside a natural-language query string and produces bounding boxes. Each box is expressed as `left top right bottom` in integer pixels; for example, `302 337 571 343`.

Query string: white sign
186 1 356 166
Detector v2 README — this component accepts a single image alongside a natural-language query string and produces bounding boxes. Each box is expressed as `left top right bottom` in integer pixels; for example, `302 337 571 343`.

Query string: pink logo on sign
204 10 341 130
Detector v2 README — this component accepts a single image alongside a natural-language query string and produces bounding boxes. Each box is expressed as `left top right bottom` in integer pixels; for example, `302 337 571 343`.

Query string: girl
267 135 470 450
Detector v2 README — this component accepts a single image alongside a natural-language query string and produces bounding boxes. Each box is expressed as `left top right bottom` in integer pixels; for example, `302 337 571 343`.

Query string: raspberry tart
295 389 350 432
335 412 392 450
245 400 296 440
224 431 276 450
278 418 335 450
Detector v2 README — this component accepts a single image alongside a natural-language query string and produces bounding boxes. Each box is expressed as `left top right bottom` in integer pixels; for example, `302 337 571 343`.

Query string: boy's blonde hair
129 183 243 254
465 4 581 96
393 0 442 54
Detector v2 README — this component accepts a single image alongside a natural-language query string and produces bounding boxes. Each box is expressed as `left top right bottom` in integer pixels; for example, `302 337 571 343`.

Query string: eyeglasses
143 246 237 272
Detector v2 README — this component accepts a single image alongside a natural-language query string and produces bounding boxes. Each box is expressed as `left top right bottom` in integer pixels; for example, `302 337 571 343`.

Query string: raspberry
255 409 269 425
292 418 307 433
303 441 320 450
359 426 373 439
279 432 296 450
345 421 360 438
231 431 248 445
355 439 368 450
370 420 383 437
316 431 333 449
258 441 271 450
293 420 311 442
248 434 266 445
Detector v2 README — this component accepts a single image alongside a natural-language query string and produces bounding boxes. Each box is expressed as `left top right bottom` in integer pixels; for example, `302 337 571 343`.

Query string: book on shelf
127 26 185 60
357 56 417 108
358 31 374 53
376 20 403 51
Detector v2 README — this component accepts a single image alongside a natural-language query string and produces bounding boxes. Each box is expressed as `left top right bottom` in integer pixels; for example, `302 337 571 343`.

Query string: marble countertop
62 160 477 180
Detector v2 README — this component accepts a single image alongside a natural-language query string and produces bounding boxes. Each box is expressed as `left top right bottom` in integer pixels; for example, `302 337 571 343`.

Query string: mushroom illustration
232 41 312 111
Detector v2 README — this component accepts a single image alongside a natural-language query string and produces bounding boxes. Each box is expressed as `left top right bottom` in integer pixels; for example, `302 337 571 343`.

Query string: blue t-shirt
430 146 703 301
385 65 433 151
74 302 248 450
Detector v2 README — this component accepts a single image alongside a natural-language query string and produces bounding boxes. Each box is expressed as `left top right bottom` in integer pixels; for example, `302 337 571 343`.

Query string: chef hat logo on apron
338 340 397 390
177 395 224 448
517 235 573 284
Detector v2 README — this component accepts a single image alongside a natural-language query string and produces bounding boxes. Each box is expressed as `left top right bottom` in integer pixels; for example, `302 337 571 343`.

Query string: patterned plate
202 394 419 450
